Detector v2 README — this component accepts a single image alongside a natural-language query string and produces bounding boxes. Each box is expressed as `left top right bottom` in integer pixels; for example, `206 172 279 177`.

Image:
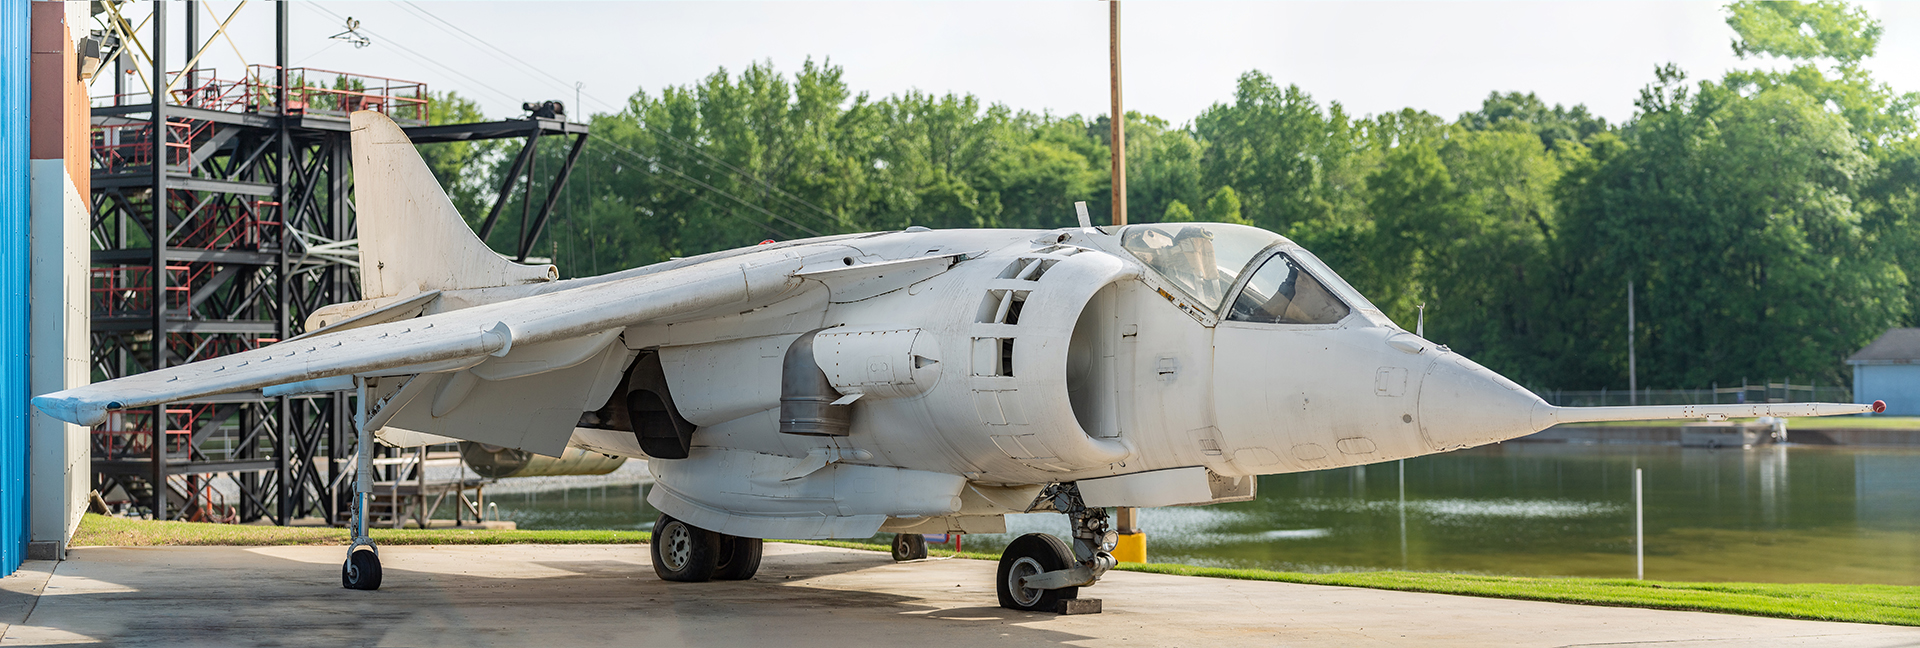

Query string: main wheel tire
651 514 721 582
996 533 1077 611
712 534 763 581
891 533 928 561
342 548 382 591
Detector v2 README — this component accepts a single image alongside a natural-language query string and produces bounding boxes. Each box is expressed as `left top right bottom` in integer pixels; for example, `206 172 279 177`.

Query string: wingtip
31 394 107 427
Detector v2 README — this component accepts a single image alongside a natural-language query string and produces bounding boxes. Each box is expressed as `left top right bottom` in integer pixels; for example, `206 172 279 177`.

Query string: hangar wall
2 0 32 578
27 0 91 563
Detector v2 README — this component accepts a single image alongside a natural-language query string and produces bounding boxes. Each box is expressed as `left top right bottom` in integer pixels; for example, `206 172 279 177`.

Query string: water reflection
483 444 1920 585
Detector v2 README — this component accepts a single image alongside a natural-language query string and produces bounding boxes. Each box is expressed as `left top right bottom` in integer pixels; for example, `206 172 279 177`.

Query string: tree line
419 0 1920 392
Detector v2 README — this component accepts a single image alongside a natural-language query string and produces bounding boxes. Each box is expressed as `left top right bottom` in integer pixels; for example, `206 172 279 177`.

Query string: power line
589 145 794 241
649 131 847 233
395 1 620 112
304 3 523 109
307 2 818 242
591 137 820 238
380 1 847 235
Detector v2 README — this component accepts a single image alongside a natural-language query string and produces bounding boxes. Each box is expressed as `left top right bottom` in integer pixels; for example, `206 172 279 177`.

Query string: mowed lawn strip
71 515 1920 627
71 513 650 547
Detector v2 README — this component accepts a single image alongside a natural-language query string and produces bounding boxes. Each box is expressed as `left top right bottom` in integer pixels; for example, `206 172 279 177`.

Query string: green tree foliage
434 1 1911 391
419 91 496 224
1553 68 1903 386
1457 91 1610 151
1723 0 1917 141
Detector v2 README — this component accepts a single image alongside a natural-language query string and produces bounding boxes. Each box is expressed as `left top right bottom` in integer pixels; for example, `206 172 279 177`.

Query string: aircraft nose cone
1416 352 1551 451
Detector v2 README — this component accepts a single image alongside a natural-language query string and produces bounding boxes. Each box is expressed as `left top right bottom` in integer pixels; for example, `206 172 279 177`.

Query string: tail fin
349 111 557 300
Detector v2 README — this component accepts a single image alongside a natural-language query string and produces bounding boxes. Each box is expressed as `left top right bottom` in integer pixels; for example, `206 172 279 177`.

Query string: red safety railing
249 65 430 124
93 66 432 123
169 68 253 113
91 120 199 174
93 405 203 462
171 200 284 251
91 265 191 317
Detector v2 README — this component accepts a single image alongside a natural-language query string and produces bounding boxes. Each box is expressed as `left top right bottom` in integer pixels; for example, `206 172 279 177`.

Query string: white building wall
29 160 88 556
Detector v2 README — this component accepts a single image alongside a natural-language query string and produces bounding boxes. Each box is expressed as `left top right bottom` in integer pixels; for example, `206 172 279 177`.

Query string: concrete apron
2 544 1915 647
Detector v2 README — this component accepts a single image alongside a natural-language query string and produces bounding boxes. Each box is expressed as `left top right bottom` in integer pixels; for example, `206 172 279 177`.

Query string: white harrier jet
36 112 1881 611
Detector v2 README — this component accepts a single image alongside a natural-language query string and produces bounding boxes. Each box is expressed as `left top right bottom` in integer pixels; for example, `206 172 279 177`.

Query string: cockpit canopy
1119 223 1281 309
1118 222 1376 326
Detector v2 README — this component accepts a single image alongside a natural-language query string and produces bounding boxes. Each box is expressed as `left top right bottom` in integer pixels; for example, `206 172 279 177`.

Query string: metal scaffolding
86 1 588 523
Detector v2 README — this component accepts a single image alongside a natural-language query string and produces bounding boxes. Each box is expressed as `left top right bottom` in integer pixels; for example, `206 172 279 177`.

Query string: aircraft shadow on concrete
5 547 1095 647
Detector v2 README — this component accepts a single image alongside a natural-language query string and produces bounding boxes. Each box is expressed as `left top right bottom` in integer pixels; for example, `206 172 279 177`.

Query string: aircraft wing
33 252 811 427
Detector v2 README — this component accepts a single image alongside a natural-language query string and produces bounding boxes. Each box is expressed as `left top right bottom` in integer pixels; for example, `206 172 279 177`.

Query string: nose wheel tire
996 533 1078 611
651 514 721 582
342 548 382 591
891 533 928 561
713 535 763 580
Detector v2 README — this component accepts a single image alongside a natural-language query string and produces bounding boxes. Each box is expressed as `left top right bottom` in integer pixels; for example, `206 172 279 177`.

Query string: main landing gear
996 482 1115 613
652 514 764 582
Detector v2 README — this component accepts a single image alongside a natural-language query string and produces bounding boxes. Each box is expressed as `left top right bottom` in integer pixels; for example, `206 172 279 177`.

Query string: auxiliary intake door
579 350 698 459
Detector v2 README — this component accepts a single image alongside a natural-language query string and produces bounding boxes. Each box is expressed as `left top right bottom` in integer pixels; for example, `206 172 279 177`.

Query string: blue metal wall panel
1855 365 1920 416
0 0 31 577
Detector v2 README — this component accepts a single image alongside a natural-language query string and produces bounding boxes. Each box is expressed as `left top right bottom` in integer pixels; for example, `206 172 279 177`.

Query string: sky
98 1 1920 127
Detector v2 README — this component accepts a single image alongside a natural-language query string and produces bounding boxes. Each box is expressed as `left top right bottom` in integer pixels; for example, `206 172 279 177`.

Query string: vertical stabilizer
349 111 556 300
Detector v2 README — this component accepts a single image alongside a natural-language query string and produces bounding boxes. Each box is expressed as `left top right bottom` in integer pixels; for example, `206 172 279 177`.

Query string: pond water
482 443 1920 585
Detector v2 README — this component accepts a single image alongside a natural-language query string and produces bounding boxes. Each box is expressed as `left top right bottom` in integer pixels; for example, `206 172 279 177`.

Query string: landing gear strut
996 482 1115 613
340 375 433 591
343 377 383 590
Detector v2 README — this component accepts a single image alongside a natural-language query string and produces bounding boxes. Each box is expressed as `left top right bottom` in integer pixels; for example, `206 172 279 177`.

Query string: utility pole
1628 279 1637 406
1109 0 1144 564
1108 0 1126 227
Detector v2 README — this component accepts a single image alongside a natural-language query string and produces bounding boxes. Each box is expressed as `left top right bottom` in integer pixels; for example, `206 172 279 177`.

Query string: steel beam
150 1 170 521
479 128 540 242
518 133 589 261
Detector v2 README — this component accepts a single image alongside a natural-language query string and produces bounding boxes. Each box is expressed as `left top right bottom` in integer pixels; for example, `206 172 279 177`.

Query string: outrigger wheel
342 546 382 591
891 533 928 561
996 533 1078 611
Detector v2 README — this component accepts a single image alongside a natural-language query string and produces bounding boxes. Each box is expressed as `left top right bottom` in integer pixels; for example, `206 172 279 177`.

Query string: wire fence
1532 381 1852 407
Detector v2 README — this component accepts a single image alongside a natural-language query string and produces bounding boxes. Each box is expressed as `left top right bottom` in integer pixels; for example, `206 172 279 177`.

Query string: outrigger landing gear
343 377 384 590
339 375 432 591
997 483 1115 613
343 376 382 590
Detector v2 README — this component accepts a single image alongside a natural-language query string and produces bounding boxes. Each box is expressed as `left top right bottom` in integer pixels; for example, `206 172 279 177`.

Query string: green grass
1785 416 1920 430
1110 563 1920 627
72 515 1920 626
71 513 650 547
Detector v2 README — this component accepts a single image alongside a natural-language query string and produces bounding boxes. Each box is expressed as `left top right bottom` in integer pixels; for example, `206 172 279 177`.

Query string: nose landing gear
995 482 1114 613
